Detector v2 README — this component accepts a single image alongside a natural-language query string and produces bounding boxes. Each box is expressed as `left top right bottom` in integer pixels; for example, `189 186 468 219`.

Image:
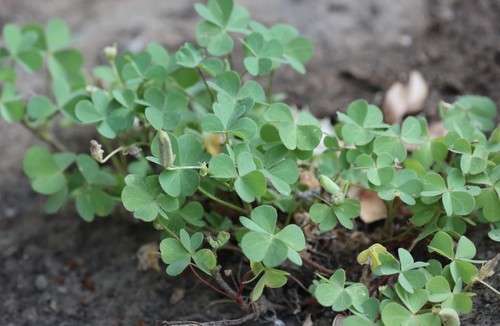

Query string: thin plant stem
189 264 233 299
171 84 211 111
166 165 204 171
198 187 247 214
266 69 275 102
20 121 67 152
110 60 125 88
197 67 215 103
476 279 500 296
99 136 127 175
243 202 252 216
288 274 309 292
100 146 126 163
383 200 395 238
300 252 334 275
156 218 180 241
227 53 234 70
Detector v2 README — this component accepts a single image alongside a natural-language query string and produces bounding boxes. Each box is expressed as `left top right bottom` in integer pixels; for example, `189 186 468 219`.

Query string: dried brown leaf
299 170 321 191
384 70 429 124
136 242 160 272
358 189 387 224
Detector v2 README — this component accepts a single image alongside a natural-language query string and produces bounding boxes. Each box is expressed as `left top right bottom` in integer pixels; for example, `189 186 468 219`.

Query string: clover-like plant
1 0 498 324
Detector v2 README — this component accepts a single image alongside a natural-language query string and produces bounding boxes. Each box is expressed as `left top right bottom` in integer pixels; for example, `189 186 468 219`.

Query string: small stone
169 287 185 305
21 307 37 321
57 286 68 294
48 299 59 312
35 275 48 290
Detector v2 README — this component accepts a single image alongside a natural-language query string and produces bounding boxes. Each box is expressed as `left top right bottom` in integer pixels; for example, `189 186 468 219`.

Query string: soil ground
0 0 499 325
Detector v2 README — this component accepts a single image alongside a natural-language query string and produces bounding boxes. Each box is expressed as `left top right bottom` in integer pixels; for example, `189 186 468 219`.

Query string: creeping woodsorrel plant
1 0 498 324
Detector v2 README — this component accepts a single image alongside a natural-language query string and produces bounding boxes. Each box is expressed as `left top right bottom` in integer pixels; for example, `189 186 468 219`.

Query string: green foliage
240 205 305 267
3 1 498 324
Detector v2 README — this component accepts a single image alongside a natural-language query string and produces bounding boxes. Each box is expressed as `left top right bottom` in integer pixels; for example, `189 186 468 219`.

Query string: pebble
57 286 68 294
35 275 48 290
21 307 37 321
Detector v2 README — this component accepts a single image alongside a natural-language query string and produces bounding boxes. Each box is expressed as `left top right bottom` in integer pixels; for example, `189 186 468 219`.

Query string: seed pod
319 175 341 195
89 140 104 163
158 129 174 168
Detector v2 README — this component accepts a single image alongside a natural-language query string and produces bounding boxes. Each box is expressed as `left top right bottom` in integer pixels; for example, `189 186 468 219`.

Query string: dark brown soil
1 0 499 325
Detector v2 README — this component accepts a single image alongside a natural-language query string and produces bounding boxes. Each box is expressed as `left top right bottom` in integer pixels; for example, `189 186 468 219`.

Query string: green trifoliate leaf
199 58 224 77
240 205 305 267
209 152 267 202
142 87 186 131
235 170 267 202
195 0 250 55
315 270 353 312
75 186 116 222
260 158 299 195
174 43 205 68
426 276 473 314
76 154 117 186
75 90 127 139
373 136 407 162
242 32 283 76
208 231 230 249
23 147 75 195
428 231 455 259
309 200 360 230
381 302 439 326
158 134 206 197
441 95 497 132
160 238 191 276
249 22 313 73
27 95 57 121
160 229 215 276
395 285 430 314
0 83 24 123
400 116 424 144
422 169 478 216
2 23 43 72
337 100 388 146
209 153 238 178
263 102 322 151
375 169 422 205
249 262 289 301
355 153 395 186
122 175 179 222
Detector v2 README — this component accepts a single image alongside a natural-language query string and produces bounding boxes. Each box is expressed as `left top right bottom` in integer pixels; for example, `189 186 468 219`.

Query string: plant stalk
266 70 275 102
198 187 247 214
383 200 395 238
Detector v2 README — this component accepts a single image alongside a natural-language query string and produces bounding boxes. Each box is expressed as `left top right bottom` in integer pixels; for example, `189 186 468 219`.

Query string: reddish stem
288 274 309 292
300 253 335 275
370 275 390 296
237 270 254 298
189 264 232 299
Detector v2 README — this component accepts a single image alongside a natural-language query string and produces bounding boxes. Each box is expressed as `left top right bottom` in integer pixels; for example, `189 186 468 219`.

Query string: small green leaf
160 238 191 276
209 154 238 178
234 170 266 202
337 100 388 145
428 231 454 259
240 205 305 267
23 147 75 195
27 96 57 120
122 175 179 222
175 43 205 68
